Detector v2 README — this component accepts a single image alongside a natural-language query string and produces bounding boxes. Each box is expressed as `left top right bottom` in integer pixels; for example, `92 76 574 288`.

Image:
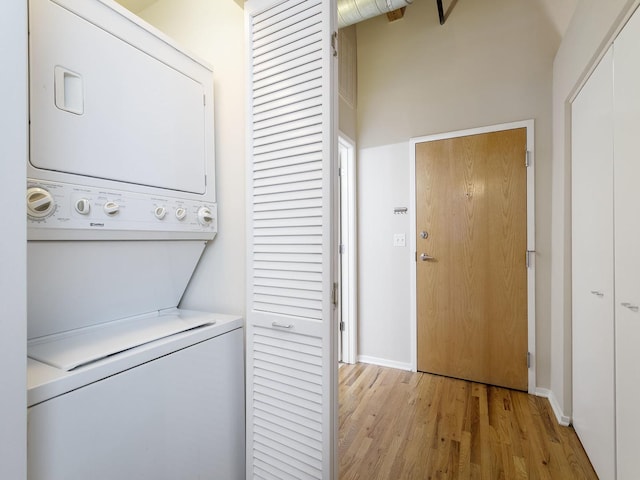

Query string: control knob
103 201 120 216
154 206 167 220
26 187 55 218
75 198 91 215
175 207 187 221
197 206 214 226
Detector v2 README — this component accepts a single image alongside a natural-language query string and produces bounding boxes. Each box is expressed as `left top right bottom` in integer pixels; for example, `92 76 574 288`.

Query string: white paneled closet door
571 47 616 480
613 7 640 479
245 0 338 479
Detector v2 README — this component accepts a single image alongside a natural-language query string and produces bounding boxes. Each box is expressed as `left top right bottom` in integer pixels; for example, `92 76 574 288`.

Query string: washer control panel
27 180 217 239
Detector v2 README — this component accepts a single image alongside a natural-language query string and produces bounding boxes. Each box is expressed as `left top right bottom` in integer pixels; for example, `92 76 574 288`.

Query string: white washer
26 1 244 478
27 311 245 480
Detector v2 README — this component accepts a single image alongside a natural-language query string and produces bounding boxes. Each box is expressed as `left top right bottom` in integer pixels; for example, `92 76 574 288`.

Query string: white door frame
408 120 537 393
338 132 357 364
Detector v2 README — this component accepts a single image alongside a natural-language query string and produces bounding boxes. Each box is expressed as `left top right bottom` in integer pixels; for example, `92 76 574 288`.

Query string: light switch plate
393 233 406 247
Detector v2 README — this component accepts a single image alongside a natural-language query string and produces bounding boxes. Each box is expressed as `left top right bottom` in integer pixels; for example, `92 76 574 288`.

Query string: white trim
408 120 537 394
536 388 572 426
338 133 358 365
0 2 28 478
357 355 413 372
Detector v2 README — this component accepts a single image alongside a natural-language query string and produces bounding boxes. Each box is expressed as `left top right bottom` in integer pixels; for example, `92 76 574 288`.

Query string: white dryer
25 1 244 478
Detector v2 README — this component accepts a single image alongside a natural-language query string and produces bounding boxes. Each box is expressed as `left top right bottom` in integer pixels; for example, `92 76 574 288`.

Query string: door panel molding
408 120 536 393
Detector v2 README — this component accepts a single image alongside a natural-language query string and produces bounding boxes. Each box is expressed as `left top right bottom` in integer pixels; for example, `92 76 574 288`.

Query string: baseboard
535 388 571 426
357 355 412 372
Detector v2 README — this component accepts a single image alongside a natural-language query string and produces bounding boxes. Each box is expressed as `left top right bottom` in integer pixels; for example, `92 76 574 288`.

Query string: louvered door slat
255 31 323 72
254 422 321 456
253 141 322 164
254 41 322 77
255 270 322 284
254 26 322 65
255 434 322 471
253 58 321 92
247 0 335 477
253 369 322 399
254 420 323 449
254 248 320 259
254 123 322 150
254 276 320 291
256 419 322 451
253 449 319 480
256 341 323 366
254 464 292 480
254 134 323 158
253 208 322 221
253 93 321 124
253 152 322 171
255 332 323 354
253 198 322 213
252 5 322 47
254 122 321 148
254 70 322 102
252 0 319 38
253 106 323 134
254 181 322 198
253 212 322 226
254 303 321 319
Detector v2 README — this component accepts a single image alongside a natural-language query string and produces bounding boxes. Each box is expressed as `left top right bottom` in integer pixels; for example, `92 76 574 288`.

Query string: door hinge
525 150 531 167
203 93 206 106
332 282 338 307
339 244 345 255
339 321 345 332
338 167 342 177
526 250 535 269
527 352 531 369
331 31 338 57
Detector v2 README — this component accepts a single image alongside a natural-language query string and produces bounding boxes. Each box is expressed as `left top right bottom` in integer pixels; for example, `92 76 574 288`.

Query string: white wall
357 142 412 369
356 0 560 385
137 0 246 316
550 0 638 417
0 2 27 479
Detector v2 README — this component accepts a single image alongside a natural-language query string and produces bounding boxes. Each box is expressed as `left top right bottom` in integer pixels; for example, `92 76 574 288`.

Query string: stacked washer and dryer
25 0 244 478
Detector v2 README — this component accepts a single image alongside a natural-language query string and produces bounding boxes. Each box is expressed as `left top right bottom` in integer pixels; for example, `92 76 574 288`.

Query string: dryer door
29 0 214 196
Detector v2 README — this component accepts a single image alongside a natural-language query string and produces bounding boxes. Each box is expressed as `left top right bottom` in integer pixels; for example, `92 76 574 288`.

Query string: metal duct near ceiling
337 0 413 28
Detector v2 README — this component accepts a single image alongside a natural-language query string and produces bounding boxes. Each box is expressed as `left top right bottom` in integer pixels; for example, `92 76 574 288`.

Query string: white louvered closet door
245 0 337 479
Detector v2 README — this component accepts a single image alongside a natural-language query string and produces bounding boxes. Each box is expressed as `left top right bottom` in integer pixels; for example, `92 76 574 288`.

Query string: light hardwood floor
339 363 598 480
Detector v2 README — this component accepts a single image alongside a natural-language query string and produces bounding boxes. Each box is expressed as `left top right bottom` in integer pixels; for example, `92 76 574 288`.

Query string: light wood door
571 47 616 480
416 128 528 391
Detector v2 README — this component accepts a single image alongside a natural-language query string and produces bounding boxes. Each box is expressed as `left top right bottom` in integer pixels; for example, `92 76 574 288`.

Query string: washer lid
28 310 215 371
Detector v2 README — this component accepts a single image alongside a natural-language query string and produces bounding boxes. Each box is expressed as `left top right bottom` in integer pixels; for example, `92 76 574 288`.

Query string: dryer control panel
27 180 217 241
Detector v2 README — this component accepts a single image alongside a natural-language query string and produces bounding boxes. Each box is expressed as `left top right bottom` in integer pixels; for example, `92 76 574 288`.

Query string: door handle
272 321 293 329
420 253 435 261
621 302 639 313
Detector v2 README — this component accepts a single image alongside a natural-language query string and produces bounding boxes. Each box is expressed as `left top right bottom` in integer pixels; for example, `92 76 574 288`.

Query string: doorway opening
338 133 357 364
